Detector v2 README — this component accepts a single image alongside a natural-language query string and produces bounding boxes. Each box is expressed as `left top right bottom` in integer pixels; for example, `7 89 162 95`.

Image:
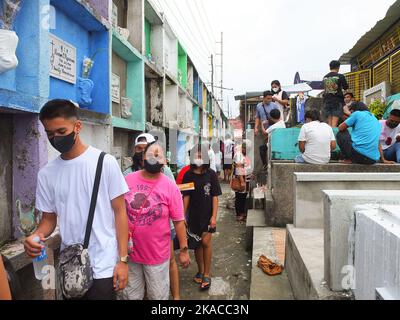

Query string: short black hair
40 99 78 121
305 109 321 121
263 90 273 98
390 109 400 117
271 80 281 87
349 101 368 112
270 109 281 120
330 60 341 70
344 92 354 98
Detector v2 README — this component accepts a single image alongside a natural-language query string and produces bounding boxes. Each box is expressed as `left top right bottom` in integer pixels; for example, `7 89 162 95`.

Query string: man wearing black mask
379 109 400 164
124 133 175 179
24 99 130 300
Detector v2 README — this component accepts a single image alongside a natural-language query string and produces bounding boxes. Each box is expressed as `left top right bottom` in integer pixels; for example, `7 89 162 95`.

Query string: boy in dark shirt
323 60 349 128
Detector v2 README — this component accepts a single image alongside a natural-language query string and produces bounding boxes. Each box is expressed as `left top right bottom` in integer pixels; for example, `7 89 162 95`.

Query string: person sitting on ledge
379 109 400 164
336 102 393 165
295 109 336 165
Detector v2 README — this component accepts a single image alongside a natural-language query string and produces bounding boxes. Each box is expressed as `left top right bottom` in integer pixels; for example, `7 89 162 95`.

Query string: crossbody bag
58 152 106 300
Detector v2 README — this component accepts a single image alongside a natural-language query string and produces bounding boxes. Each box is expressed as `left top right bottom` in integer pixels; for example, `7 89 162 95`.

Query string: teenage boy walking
24 100 129 300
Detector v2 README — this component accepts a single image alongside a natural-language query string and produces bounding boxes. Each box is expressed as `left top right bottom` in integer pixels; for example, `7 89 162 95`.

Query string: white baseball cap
135 133 156 146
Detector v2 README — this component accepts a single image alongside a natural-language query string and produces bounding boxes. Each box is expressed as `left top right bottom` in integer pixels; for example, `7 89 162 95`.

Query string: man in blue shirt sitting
255 91 279 168
337 102 389 165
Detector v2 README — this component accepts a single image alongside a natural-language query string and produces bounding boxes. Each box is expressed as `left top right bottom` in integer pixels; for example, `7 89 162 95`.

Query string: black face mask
49 130 76 154
132 152 144 166
144 158 163 174
387 120 399 129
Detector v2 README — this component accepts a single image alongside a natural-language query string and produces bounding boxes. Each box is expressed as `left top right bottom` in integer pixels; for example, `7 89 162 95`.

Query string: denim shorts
323 101 343 118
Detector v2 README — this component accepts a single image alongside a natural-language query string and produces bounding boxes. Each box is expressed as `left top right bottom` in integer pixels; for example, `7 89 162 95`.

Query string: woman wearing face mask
271 80 290 122
182 143 222 290
121 142 190 300
233 142 252 222
123 133 181 299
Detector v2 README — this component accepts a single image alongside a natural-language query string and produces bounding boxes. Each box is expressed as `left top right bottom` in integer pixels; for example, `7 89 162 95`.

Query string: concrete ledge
0 231 61 300
285 225 352 300
264 190 275 227
323 191 400 291
1 231 61 272
268 162 400 227
245 210 266 251
354 205 400 300
250 227 293 300
294 173 400 228
295 172 400 182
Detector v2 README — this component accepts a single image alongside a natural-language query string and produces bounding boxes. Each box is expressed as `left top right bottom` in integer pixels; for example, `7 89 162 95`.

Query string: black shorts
323 101 343 118
223 164 232 171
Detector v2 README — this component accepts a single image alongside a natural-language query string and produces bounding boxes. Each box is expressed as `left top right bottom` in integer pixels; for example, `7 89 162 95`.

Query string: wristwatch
120 255 129 264
180 247 188 253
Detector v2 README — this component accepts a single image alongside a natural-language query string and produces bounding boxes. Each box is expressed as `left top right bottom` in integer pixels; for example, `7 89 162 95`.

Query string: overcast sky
152 0 397 118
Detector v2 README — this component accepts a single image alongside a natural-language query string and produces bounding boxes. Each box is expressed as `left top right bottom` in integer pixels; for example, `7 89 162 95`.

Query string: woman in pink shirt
120 142 190 300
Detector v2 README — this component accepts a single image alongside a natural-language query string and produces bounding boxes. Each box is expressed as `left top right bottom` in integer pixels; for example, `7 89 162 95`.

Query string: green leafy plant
0 0 22 30
368 99 386 120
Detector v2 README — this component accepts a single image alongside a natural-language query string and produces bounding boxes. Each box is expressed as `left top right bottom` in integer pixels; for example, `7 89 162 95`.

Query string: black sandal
201 276 211 290
193 272 203 284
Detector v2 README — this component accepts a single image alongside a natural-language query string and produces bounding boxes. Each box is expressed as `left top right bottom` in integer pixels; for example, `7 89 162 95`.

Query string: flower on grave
82 57 94 79
0 0 22 30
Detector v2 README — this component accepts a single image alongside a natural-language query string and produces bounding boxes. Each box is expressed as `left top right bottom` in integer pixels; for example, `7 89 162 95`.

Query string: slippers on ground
200 276 211 290
193 272 203 284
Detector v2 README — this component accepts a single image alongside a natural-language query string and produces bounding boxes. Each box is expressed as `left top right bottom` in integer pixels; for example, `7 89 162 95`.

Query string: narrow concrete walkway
179 183 251 300
250 227 294 300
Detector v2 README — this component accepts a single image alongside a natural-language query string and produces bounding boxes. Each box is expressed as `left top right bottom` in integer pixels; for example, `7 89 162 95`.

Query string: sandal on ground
193 272 203 284
200 276 211 290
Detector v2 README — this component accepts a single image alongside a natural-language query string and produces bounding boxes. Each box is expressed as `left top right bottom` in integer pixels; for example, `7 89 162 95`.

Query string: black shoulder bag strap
262 104 269 120
83 152 106 249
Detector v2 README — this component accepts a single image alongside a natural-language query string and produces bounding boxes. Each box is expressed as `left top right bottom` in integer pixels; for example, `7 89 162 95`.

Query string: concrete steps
285 225 351 300
250 227 294 300
245 209 266 251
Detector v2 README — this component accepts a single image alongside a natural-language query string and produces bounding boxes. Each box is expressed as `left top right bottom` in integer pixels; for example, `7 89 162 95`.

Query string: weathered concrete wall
323 191 400 292
294 173 400 228
0 114 13 244
354 205 400 300
164 83 178 127
267 162 400 227
145 78 163 126
150 24 164 71
164 24 178 78
128 0 144 53
13 115 48 239
112 52 127 118
113 128 134 170
89 0 109 19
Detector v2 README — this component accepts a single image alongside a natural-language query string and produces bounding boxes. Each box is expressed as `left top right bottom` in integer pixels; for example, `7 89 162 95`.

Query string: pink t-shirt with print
125 171 184 265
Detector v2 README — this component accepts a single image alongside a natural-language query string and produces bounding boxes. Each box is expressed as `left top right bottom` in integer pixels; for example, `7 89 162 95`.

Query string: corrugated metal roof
339 0 400 64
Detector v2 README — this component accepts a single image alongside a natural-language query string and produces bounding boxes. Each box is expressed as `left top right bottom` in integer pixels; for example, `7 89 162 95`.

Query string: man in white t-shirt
24 100 129 300
295 109 337 164
266 109 286 136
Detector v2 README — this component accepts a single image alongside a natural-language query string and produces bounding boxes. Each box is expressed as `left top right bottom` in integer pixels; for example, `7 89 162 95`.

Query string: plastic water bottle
32 236 48 280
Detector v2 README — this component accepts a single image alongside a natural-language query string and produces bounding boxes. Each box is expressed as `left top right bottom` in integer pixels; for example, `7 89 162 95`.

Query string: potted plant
77 49 104 108
0 0 21 74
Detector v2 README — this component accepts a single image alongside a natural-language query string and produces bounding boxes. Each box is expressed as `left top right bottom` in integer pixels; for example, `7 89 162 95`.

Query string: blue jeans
383 142 400 163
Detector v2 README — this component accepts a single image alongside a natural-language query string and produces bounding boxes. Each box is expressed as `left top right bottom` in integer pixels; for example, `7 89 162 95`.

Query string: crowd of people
17 99 250 301
4 59 399 301
255 60 400 166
